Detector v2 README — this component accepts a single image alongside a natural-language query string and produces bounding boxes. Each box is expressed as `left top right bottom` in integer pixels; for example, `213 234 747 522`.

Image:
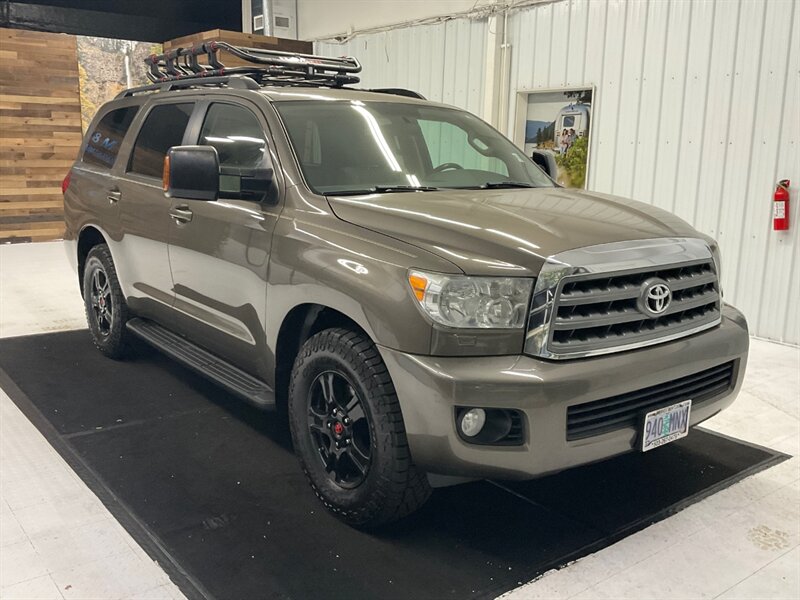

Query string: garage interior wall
297 0 481 40
316 18 488 118
315 0 799 346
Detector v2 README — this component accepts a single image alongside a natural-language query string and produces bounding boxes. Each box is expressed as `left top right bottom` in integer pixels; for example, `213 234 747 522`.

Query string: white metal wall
316 17 488 117
316 0 799 345
505 0 799 345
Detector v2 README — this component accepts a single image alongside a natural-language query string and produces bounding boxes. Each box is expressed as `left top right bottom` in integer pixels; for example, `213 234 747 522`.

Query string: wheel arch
77 225 109 293
274 303 370 414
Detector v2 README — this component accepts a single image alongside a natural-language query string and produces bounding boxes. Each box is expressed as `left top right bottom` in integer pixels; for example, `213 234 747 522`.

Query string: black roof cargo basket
116 42 427 100
144 42 360 87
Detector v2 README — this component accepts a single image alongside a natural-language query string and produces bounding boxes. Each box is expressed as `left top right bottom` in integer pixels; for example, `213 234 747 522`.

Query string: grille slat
558 286 641 306
547 259 721 355
568 374 731 426
566 361 735 440
568 362 733 417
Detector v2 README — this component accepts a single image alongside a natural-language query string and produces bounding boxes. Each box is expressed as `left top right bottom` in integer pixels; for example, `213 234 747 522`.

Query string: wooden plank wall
0 28 83 243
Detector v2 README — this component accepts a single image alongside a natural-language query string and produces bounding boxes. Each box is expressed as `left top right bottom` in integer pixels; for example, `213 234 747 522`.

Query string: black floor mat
0 330 787 600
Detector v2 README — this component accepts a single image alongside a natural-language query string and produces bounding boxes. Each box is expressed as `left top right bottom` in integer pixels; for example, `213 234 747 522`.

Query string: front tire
288 328 431 527
82 244 131 359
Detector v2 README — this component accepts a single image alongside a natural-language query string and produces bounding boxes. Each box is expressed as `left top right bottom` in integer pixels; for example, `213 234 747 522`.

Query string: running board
126 317 275 410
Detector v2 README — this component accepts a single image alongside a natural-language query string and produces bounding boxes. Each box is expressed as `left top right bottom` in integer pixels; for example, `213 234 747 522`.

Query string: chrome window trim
525 237 722 360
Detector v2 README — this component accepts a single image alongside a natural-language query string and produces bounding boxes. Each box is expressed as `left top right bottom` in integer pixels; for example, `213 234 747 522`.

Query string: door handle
106 189 121 204
169 206 193 224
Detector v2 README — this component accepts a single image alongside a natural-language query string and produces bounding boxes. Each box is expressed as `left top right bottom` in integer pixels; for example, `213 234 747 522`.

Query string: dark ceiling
0 0 242 42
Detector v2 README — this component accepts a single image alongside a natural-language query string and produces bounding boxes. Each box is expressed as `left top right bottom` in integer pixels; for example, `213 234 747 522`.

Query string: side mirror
163 146 219 201
219 165 274 201
531 150 558 181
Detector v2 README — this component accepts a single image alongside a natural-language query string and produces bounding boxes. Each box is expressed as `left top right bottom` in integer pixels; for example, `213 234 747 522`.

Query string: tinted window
199 103 267 168
129 103 194 178
82 106 139 168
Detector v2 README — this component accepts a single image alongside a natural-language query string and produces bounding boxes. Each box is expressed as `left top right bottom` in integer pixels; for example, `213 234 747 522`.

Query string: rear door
70 102 140 244
114 100 196 323
166 98 282 378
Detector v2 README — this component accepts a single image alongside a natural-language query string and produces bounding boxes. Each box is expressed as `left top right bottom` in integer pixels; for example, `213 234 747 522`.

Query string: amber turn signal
408 274 427 301
162 155 170 192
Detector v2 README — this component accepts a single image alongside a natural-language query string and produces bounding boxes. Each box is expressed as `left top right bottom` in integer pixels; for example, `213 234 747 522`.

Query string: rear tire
82 244 131 359
288 328 431 527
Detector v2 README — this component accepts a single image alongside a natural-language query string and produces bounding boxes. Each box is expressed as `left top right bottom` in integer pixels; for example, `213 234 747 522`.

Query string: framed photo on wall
513 87 595 189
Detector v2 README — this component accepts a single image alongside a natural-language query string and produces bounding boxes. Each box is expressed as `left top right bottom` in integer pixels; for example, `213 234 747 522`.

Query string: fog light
460 408 486 437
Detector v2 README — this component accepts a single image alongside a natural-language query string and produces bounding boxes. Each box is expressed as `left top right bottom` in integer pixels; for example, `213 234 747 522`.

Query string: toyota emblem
638 279 672 317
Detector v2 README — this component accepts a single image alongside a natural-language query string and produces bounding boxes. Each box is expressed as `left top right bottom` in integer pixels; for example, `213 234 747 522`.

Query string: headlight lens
408 270 533 329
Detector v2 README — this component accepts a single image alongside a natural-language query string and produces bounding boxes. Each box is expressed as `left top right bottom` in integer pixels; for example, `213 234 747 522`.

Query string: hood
327 187 704 276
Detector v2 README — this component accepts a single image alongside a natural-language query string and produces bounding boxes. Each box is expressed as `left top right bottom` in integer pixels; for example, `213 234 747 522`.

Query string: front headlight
408 270 533 329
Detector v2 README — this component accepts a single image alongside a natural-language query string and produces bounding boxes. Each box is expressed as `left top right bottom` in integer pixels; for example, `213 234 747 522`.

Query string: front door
115 101 195 323
167 100 281 379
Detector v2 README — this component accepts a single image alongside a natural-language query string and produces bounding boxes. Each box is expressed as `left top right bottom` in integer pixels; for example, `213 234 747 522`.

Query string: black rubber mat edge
0 366 213 600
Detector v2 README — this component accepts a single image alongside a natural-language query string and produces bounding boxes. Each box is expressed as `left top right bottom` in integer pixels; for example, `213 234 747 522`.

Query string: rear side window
129 103 194 178
82 106 139 168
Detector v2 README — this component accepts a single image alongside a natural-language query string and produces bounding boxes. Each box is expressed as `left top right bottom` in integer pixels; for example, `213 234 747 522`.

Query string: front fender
265 202 461 368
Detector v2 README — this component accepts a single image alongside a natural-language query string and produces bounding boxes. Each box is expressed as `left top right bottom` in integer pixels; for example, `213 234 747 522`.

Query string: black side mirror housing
164 146 219 201
531 149 558 181
219 165 274 201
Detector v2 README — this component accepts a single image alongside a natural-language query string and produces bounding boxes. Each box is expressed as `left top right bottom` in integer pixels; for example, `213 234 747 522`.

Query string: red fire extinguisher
774 179 790 231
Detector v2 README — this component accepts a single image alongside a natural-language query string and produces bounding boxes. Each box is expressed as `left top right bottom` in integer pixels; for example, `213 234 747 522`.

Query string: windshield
274 100 555 195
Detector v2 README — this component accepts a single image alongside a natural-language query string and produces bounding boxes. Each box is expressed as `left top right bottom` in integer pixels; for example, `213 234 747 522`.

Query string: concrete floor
1 241 798 600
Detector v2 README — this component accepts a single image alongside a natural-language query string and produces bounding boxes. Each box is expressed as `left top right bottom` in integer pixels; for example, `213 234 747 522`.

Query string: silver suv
63 44 749 526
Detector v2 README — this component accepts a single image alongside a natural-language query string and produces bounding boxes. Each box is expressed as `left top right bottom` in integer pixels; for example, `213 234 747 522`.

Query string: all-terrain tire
82 244 132 359
288 328 431 527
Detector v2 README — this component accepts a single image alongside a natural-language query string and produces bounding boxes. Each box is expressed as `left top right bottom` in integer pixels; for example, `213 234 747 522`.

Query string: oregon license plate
641 400 692 452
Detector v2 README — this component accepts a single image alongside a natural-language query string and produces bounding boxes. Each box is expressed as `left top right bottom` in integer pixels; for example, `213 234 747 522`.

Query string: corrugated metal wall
505 0 799 345
316 0 799 345
316 17 488 117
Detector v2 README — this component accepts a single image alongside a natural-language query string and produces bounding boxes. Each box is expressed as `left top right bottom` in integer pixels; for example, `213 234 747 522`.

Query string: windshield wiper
480 181 535 189
325 185 440 196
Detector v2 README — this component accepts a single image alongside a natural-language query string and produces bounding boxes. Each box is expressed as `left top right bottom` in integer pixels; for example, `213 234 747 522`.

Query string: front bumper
379 304 749 480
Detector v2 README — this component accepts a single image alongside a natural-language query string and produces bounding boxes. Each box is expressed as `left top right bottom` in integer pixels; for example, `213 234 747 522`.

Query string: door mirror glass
531 149 558 181
164 145 219 201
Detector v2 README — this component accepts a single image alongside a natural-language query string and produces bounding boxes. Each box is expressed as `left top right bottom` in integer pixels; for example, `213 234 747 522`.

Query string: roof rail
116 74 260 98
142 42 361 89
368 88 427 100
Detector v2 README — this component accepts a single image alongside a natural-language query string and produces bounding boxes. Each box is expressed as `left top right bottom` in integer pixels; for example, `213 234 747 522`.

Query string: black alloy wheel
307 371 372 489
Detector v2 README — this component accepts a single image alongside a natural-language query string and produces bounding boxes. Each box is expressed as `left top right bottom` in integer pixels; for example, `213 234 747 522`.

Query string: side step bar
126 317 275 410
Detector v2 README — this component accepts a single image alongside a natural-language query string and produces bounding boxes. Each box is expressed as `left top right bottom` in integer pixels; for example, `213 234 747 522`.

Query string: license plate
641 400 692 452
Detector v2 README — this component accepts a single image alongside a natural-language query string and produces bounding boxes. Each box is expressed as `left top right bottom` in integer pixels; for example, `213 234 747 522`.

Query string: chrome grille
550 260 720 355
524 238 723 359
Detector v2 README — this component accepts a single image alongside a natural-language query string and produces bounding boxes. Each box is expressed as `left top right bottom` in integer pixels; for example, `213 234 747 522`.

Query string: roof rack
114 42 426 100
143 42 361 88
